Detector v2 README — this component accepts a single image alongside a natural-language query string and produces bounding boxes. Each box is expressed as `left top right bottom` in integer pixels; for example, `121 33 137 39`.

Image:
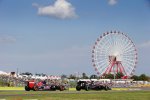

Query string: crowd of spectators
0 74 25 87
0 74 66 87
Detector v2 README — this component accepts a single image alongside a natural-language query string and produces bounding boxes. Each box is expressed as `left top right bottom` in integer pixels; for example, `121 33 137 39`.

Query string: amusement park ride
92 31 138 78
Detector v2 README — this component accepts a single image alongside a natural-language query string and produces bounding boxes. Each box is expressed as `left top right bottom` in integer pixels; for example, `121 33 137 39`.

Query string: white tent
0 70 9 75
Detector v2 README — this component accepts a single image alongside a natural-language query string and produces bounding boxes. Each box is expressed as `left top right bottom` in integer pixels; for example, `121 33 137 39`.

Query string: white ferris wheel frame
92 31 138 77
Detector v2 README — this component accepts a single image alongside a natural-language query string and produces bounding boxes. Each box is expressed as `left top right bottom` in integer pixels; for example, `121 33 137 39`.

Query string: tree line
61 72 150 81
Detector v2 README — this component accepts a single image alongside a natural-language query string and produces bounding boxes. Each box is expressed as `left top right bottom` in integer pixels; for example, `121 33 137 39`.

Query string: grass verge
0 87 131 91
0 87 24 90
0 90 149 100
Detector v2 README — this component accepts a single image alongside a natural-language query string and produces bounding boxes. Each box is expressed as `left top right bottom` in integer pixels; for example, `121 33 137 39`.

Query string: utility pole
16 68 18 78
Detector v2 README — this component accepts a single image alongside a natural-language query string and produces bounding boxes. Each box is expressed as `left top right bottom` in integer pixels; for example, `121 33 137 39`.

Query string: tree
139 74 149 81
105 74 114 79
90 74 98 79
148 76 150 82
116 72 124 79
68 74 76 79
82 73 89 79
61 74 68 79
131 75 139 81
131 74 149 81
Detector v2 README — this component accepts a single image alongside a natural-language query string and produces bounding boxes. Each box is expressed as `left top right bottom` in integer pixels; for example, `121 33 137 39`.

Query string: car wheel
25 86 30 91
59 86 64 91
104 86 108 91
51 85 56 91
76 86 81 91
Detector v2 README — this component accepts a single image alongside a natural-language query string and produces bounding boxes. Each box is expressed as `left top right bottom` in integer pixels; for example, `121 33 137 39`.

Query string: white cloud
108 0 118 5
0 35 16 44
138 40 150 48
33 0 77 19
32 3 39 8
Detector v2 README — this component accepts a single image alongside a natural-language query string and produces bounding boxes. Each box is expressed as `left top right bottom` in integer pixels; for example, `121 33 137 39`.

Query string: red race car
25 80 65 91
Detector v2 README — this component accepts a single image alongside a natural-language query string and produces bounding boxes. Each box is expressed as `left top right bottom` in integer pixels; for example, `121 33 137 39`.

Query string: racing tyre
51 85 56 91
104 86 108 91
98 86 103 90
25 86 30 91
59 86 64 91
76 85 81 91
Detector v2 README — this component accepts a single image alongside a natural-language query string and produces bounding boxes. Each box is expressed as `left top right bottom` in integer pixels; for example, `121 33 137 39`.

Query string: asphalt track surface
0 87 150 97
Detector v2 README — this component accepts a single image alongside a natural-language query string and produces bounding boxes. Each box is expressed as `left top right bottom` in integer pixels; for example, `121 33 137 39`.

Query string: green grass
0 90 149 100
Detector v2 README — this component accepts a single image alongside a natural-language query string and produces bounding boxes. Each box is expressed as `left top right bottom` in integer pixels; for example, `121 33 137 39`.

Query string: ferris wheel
92 31 138 77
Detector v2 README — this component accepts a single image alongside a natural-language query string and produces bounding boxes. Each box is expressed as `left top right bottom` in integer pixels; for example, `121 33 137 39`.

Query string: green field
0 90 149 100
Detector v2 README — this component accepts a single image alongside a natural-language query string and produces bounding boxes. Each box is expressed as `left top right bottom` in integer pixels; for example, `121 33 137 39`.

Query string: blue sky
0 0 150 76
